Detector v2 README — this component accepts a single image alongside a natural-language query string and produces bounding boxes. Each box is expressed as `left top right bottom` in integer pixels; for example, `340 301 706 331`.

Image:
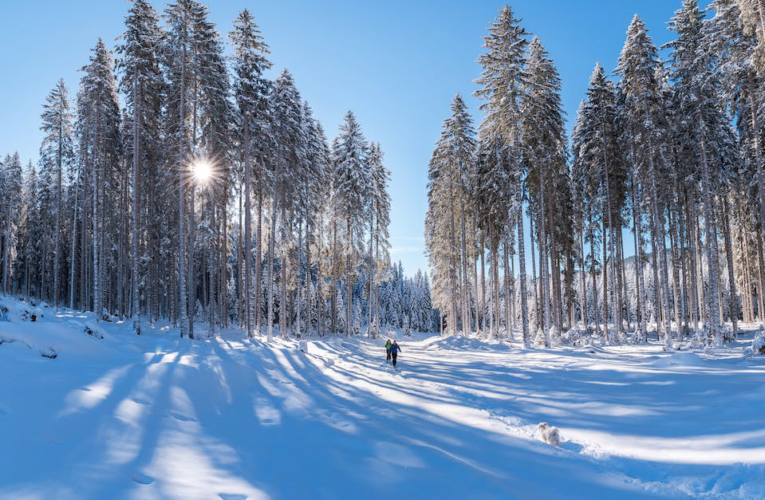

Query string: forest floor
1 296 764 499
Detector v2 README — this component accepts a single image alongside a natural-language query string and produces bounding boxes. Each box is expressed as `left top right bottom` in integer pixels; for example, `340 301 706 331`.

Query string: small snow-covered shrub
298 340 308 353
403 317 412 337
683 330 707 350
563 327 594 347
751 328 765 357
40 347 57 359
533 328 547 347
723 325 735 343
0 299 33 322
33 308 44 321
84 321 105 340
563 328 580 346
100 308 113 322
549 326 561 346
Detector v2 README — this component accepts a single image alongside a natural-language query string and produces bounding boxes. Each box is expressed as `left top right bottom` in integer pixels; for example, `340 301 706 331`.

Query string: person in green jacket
385 339 392 363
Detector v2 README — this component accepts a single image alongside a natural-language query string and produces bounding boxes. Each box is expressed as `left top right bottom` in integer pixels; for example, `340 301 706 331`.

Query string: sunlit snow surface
1 296 764 499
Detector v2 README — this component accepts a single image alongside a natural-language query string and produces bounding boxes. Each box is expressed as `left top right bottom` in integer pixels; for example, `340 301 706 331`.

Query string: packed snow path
1 306 764 498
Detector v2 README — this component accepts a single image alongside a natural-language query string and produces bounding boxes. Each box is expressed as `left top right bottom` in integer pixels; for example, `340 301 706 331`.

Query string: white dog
538 422 561 447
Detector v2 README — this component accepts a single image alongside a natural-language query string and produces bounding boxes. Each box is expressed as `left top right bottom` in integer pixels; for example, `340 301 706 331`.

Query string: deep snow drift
1 296 764 499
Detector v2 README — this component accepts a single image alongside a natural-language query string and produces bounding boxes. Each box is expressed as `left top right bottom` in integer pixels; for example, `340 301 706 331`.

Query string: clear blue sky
0 0 709 277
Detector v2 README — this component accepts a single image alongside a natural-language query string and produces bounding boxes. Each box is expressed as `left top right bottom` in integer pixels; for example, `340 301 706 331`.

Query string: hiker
390 340 402 368
385 339 392 363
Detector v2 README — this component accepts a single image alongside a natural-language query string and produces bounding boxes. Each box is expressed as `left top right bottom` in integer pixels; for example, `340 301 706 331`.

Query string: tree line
0 0 437 338
426 0 765 348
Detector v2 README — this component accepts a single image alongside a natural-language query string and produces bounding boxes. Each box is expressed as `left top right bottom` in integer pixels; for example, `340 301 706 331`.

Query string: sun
192 160 213 184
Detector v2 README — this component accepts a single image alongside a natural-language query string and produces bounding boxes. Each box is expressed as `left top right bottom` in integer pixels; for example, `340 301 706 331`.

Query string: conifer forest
2 1 765 498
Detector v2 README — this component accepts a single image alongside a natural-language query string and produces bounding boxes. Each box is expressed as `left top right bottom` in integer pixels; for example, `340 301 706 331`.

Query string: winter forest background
4 0 765 350
429 0 765 351
0 0 436 339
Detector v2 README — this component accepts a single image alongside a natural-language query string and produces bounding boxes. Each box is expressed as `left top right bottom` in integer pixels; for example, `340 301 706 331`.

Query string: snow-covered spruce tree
709 0 763 329
164 0 195 338
164 0 231 338
191 7 232 336
291 102 323 338
332 111 369 337
520 37 567 347
667 0 738 345
475 5 529 346
734 0 765 69
1 153 22 295
230 9 271 336
269 70 304 340
77 39 122 323
615 15 674 347
572 64 627 341
570 99 589 331
306 120 332 336
39 79 75 309
425 94 475 336
116 0 164 333
14 161 40 298
366 142 391 338
473 137 510 339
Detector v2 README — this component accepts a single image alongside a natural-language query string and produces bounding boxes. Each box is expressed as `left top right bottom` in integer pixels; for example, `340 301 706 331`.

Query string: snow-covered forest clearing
1 296 763 499
2 0 765 497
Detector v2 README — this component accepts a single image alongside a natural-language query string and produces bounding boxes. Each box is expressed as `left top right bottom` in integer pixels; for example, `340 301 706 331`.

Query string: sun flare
192 160 213 184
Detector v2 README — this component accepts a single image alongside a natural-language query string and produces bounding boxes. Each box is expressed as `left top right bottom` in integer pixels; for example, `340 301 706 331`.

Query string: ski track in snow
1 297 764 499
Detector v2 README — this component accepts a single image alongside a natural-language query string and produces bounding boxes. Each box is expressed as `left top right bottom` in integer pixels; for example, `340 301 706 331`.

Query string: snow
1 295 764 499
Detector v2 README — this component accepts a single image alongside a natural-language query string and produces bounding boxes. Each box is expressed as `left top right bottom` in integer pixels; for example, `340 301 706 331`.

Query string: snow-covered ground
1 296 764 499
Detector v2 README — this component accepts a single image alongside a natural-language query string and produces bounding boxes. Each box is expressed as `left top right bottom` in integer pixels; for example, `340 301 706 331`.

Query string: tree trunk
267 180 278 341
178 16 188 339
538 174 550 347
131 79 141 333
256 187 263 332
517 206 530 347
243 111 252 336
460 201 470 337
722 195 738 337
346 216 353 337
480 232 486 333
700 136 721 344
68 164 80 308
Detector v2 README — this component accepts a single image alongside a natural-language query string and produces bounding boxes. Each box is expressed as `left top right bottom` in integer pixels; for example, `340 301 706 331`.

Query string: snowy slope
1 296 764 499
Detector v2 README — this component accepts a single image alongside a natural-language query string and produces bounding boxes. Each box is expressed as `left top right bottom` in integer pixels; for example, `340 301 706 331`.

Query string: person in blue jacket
390 340 402 368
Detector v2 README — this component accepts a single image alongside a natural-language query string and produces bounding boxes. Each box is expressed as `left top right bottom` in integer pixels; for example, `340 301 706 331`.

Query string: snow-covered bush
403 317 412 337
39 346 58 359
84 321 105 340
723 325 735 343
549 326 561 346
533 328 547 347
563 327 583 346
750 328 765 357
0 298 35 322
33 307 44 321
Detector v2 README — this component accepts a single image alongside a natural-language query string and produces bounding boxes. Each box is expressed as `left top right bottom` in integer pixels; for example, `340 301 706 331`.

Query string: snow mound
0 295 113 359
424 335 510 352
651 352 705 368
0 296 39 322
84 321 105 340
750 329 765 357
